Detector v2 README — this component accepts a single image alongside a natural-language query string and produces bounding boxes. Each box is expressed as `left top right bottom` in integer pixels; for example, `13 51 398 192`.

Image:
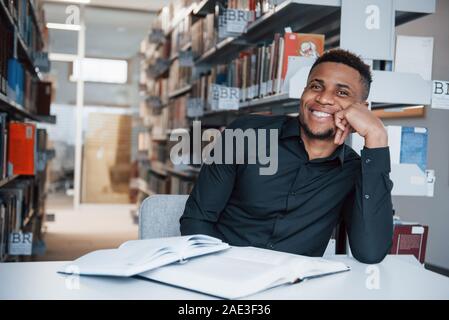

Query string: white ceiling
44 0 173 12
44 2 159 59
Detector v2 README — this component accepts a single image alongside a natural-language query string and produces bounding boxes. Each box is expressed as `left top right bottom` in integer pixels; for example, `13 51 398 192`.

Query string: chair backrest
138 194 189 239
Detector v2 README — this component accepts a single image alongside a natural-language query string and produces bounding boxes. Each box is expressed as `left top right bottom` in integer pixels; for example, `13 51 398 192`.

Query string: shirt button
366 158 371 164
267 242 275 249
364 194 370 199
290 192 296 196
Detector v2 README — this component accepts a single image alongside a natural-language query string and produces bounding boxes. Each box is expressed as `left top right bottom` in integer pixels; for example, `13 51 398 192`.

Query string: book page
58 235 229 277
140 251 290 299
140 246 350 299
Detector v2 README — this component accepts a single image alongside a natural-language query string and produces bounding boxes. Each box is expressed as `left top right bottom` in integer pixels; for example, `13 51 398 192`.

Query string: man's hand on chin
333 102 388 148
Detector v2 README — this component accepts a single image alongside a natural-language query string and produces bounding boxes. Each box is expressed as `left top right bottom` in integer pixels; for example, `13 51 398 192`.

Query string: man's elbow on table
350 240 392 264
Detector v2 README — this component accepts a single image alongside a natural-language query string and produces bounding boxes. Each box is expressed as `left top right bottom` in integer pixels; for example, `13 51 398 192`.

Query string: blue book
7 59 25 106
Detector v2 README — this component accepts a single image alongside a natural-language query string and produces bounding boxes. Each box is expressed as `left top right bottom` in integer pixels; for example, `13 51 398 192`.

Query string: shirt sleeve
342 146 394 264
179 118 245 238
180 161 236 238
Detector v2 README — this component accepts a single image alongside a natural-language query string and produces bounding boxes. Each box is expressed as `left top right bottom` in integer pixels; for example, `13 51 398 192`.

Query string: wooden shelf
169 85 192 99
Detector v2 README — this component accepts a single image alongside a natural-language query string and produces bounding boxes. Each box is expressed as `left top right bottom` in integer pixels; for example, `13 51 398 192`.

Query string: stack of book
0 22 14 96
0 1 52 115
4 0 45 58
168 95 189 129
191 13 216 58
193 32 324 111
168 58 192 93
0 176 36 260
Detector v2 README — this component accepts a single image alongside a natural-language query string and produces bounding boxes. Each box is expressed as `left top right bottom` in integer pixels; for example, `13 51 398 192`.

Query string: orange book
281 33 325 80
8 122 36 175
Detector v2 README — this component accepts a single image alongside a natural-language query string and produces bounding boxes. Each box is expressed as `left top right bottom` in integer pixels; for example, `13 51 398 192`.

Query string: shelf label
208 84 240 110
431 80 449 110
9 232 33 256
225 9 254 33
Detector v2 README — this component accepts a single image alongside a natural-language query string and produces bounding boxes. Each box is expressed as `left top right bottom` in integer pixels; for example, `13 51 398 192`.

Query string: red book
8 122 36 175
390 224 429 263
281 33 325 80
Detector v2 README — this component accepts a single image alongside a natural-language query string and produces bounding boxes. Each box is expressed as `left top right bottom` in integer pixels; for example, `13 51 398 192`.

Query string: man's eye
310 84 321 90
337 90 349 96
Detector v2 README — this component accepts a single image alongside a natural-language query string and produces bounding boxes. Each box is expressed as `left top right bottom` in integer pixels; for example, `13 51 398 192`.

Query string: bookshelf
169 85 192 99
0 175 18 188
134 0 436 205
0 0 45 80
0 93 55 123
0 0 54 262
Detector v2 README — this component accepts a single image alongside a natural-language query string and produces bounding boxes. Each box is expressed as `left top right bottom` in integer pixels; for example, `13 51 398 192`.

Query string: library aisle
1 0 449 302
35 193 137 261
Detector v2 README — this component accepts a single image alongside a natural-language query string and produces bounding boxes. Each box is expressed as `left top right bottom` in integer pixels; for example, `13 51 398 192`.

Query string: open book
138 246 350 299
57 234 229 277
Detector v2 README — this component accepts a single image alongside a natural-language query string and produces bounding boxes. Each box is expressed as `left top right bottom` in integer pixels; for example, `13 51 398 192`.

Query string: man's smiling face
299 61 365 140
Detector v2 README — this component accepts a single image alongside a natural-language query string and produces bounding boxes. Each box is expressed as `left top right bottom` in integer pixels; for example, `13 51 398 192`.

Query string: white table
1 255 448 300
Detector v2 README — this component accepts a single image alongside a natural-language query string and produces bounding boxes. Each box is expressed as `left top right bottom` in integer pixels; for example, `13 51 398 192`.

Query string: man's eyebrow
336 83 353 91
309 78 324 84
309 79 354 92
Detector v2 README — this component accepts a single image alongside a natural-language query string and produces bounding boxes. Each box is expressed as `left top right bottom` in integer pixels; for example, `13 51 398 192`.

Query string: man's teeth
312 110 332 118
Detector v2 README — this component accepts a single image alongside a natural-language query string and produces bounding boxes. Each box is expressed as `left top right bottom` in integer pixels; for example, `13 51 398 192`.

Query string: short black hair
309 49 372 100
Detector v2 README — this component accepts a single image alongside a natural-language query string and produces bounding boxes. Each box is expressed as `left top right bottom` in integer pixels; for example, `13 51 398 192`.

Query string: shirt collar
280 116 346 166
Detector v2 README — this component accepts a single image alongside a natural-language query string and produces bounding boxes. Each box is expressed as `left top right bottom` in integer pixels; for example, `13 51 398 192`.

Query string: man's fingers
334 128 343 145
339 125 351 145
334 111 346 132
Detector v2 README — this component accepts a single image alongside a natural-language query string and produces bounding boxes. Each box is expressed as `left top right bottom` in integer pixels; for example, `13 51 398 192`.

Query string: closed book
281 33 324 80
36 81 52 116
391 224 428 263
8 122 36 175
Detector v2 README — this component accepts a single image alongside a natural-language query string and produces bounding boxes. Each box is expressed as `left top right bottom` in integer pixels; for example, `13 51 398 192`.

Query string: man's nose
315 90 335 105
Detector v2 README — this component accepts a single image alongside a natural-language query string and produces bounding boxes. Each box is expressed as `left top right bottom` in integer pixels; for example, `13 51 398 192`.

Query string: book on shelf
8 122 36 175
0 194 15 261
0 113 9 180
0 22 13 95
140 244 350 299
58 234 230 277
0 176 35 231
281 32 325 80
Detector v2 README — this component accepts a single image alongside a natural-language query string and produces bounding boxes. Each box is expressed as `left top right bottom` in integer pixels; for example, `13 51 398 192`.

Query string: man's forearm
180 216 223 239
346 147 394 264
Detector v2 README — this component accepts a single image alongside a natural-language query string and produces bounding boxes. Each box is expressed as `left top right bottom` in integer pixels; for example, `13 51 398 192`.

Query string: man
180 49 393 264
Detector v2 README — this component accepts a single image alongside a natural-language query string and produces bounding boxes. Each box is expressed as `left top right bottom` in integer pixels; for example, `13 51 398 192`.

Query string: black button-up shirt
180 115 393 263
